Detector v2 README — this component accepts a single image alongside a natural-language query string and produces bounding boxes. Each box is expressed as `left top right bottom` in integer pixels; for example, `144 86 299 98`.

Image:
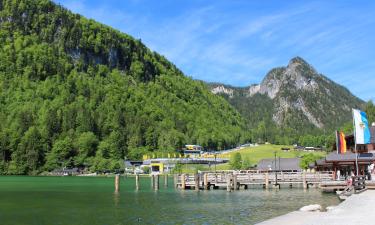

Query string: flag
353 109 371 144
335 131 341 154
336 131 347 154
339 132 346 154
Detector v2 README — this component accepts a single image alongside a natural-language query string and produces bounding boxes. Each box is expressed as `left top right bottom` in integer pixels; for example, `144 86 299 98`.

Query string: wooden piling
174 174 178 188
164 174 168 187
233 174 238 190
181 174 186 190
115 174 120 193
264 172 269 189
154 174 159 190
135 174 140 190
227 174 232 192
303 172 307 189
194 173 200 191
151 175 155 188
203 173 208 190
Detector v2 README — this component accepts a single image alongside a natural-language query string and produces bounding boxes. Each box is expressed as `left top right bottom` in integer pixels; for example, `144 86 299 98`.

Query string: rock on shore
299 204 322 212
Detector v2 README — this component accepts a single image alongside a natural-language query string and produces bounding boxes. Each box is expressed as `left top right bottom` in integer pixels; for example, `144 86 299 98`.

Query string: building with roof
257 158 302 172
311 123 375 179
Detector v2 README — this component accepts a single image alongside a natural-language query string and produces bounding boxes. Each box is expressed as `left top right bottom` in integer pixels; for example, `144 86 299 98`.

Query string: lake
0 176 340 225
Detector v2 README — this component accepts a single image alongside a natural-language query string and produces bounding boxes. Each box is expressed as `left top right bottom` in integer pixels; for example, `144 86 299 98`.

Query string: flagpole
335 130 339 154
353 109 359 176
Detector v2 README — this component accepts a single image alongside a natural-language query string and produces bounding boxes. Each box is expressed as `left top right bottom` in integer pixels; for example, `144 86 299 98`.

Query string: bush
230 152 242 170
300 153 323 169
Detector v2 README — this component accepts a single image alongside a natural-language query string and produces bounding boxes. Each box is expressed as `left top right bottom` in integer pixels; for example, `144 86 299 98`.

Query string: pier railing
175 171 333 191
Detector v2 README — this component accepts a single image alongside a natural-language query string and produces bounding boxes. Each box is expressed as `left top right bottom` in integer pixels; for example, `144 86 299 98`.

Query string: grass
180 144 327 172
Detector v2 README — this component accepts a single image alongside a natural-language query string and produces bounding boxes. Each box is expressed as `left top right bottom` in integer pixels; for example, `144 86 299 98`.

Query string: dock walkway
175 171 333 190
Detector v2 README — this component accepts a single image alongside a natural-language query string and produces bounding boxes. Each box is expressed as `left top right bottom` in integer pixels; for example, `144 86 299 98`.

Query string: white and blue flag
353 109 371 144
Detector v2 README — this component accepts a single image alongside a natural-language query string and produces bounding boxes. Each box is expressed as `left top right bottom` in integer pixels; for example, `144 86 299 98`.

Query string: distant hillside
0 0 245 174
208 57 364 141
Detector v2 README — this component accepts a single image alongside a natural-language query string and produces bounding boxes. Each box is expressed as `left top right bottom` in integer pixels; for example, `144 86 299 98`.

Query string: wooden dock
175 171 333 191
320 176 374 192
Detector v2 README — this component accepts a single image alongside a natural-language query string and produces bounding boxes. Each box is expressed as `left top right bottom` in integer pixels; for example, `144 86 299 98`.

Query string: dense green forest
0 0 373 175
0 0 248 174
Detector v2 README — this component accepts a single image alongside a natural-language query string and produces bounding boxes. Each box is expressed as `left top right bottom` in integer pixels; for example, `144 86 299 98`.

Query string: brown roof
257 158 301 171
325 152 375 162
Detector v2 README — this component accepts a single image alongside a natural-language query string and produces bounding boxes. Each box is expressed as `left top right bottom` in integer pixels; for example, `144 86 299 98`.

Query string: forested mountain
0 0 247 174
208 57 364 143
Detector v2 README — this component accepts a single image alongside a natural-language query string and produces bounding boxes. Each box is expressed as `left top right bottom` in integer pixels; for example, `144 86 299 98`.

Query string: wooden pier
175 171 333 191
320 176 375 192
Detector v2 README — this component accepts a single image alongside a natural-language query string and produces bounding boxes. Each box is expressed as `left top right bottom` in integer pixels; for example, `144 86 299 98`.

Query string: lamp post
274 151 278 186
214 153 217 173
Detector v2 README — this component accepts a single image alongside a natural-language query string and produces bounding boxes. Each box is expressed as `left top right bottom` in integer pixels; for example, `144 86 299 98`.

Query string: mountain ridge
207 57 364 134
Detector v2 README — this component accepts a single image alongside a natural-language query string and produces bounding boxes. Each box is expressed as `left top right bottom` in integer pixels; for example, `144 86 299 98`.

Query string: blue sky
54 0 375 101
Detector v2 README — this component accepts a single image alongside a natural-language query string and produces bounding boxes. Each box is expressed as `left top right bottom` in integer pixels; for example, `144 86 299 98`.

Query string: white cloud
54 0 375 100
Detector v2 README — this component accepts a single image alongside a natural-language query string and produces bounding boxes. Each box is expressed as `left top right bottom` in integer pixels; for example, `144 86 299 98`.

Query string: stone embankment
257 190 375 225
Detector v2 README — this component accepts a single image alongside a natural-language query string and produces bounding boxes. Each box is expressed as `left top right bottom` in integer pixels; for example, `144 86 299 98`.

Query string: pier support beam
264 172 269 189
194 173 200 191
174 174 178 188
135 174 140 190
154 174 159 190
115 174 120 193
164 174 168 187
203 173 208 190
151 175 155 188
233 174 238 190
303 172 307 189
181 174 186 190
227 174 232 192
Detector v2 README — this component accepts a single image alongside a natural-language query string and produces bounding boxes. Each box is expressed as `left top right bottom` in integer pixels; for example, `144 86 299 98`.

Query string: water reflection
0 176 340 225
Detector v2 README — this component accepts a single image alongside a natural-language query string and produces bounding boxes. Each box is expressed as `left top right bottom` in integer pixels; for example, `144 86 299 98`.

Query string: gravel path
257 190 375 225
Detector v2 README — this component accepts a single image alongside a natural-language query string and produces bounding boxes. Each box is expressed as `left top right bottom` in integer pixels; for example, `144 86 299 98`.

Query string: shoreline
256 190 375 225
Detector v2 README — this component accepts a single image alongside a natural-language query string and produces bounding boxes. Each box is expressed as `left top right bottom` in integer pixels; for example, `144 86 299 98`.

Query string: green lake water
0 176 340 225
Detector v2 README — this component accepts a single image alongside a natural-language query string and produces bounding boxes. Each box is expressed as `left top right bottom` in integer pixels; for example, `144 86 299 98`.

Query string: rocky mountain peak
288 56 309 66
249 57 319 99
209 56 363 131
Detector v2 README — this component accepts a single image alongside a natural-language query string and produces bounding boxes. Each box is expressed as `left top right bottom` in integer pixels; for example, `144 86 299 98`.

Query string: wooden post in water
233 174 238 190
135 174 140 190
203 173 208 190
264 172 269 189
154 174 159 190
174 174 178 188
151 175 154 188
115 174 120 193
303 172 307 189
194 173 200 191
227 174 232 192
164 174 168 187
181 174 186 190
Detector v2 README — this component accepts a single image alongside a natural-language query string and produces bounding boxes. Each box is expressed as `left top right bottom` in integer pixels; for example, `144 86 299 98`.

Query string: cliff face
208 57 364 133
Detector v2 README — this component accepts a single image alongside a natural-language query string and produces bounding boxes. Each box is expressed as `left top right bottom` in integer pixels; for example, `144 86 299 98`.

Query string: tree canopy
0 0 246 174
